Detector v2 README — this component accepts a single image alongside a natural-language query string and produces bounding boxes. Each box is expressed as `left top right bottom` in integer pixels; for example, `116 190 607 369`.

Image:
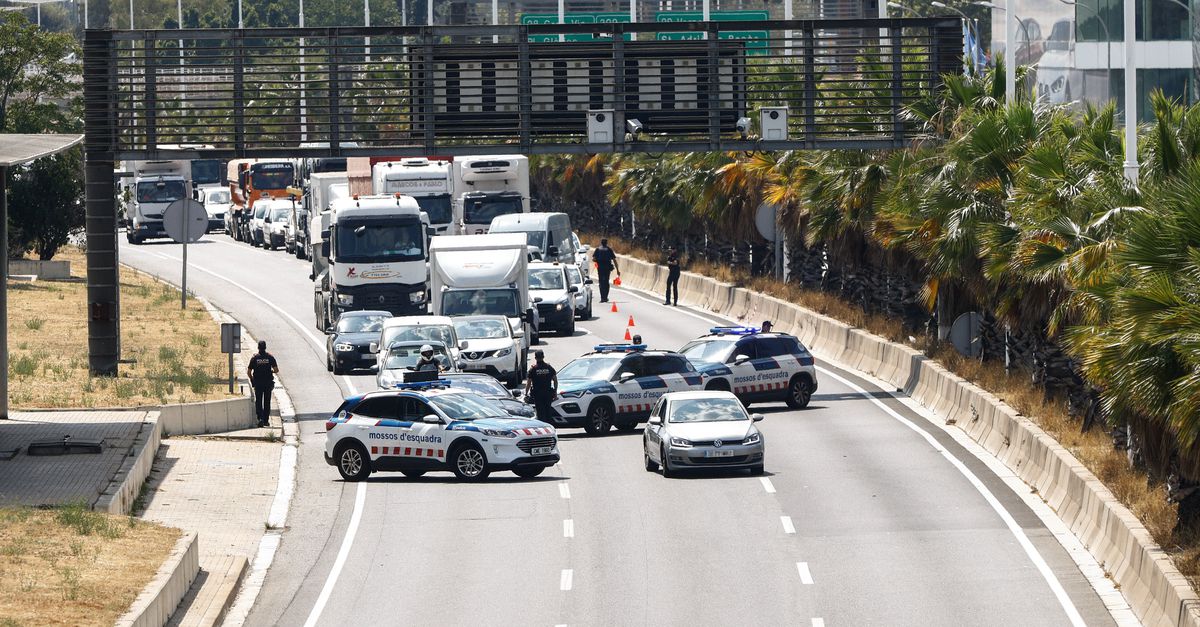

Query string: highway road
121 234 1122 627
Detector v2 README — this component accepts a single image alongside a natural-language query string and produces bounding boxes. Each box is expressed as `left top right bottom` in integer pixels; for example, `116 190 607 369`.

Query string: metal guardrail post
517 27 532 150
613 27 626 148
706 22 721 149
328 34 341 152
233 32 245 156
802 24 816 147
83 29 120 376
422 28 436 152
145 37 158 150
892 27 903 146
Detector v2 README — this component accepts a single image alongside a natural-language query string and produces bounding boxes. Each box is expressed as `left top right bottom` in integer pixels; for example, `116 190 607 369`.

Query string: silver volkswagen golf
643 391 765 477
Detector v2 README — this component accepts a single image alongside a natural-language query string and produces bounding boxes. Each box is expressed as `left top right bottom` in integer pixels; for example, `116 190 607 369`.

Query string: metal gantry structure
83 18 962 373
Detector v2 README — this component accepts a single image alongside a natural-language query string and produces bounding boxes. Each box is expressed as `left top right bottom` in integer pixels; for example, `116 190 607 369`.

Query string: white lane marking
817 367 1087 627
559 483 571 499
560 569 574 591
796 562 814 585
620 281 1090 626
781 516 796 534
563 519 574 538
302 481 367 627
759 477 776 493
811 619 825 627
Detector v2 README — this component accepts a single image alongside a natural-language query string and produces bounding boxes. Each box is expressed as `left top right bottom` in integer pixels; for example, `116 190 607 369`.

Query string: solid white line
559 483 571 499
796 562 814 585
560 569 574 591
759 477 776 493
811 619 825 627
780 516 796 534
817 367 1087 626
563 519 574 538
302 481 367 627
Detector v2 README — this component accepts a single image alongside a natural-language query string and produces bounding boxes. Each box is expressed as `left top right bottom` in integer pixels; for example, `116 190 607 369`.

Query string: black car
326 310 390 375
441 372 536 419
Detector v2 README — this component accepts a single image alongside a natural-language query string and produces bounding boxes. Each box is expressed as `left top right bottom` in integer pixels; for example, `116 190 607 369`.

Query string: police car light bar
709 326 759 336
593 344 647 353
390 379 453 390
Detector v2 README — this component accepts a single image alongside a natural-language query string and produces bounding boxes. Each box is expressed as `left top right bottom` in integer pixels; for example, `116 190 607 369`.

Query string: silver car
643 391 764 477
376 340 457 388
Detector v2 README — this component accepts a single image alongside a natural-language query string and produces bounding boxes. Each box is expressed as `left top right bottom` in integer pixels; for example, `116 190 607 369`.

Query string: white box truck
429 233 538 355
450 155 530 236
373 158 455 236
314 194 431 331
121 159 191 244
307 173 349 278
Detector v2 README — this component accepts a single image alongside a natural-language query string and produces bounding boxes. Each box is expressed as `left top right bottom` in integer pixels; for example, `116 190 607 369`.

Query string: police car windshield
446 375 508 397
453 319 508 340
529 268 565 290
669 397 748 423
336 314 386 334
679 339 736 364
383 344 448 369
429 392 508 420
381 325 456 349
558 356 621 381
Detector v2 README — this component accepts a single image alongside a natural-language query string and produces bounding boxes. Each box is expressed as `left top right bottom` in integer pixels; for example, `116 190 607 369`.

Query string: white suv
453 315 525 387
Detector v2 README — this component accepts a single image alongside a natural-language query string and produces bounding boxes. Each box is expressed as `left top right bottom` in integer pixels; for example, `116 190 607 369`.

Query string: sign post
220 322 242 393
162 198 207 309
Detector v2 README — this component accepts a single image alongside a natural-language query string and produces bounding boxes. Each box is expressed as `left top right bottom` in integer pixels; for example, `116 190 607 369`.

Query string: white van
489 212 577 265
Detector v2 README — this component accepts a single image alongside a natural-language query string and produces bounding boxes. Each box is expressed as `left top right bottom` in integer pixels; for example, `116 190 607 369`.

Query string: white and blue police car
324 374 559 481
549 344 704 435
678 326 818 409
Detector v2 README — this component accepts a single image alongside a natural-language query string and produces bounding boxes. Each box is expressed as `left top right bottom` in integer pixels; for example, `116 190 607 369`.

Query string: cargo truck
450 155 530 236
122 159 190 244
372 158 454 235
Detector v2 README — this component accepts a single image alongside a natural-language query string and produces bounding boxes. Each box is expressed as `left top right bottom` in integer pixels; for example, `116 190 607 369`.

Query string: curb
615 253 1200 627
96 411 162 515
116 530 200 627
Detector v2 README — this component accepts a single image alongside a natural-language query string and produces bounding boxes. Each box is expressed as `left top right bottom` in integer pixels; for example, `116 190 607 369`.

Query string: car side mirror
459 340 469 350
369 342 379 354
734 354 750 365
648 415 662 425
512 329 524 339
618 372 636 383
422 414 441 424
568 285 578 293
533 296 544 303
751 413 764 422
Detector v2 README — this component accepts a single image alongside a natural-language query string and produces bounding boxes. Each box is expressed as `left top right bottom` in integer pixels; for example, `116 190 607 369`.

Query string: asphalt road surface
120 234 1121 627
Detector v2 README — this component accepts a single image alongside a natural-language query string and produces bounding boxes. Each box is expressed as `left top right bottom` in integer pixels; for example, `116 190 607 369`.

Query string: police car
550 344 704 435
324 375 559 481
678 326 818 409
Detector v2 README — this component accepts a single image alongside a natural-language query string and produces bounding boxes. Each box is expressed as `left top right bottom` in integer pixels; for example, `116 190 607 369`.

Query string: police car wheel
513 466 544 478
450 444 490 481
785 375 812 409
335 443 371 482
401 470 426 478
583 402 613 435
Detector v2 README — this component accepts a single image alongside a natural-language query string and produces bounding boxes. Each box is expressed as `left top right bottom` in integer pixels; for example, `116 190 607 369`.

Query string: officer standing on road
247 340 279 428
592 238 620 303
524 350 558 423
664 246 681 306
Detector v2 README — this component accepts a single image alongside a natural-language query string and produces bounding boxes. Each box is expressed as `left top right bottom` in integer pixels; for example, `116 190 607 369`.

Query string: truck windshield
529 268 565 290
464 197 522 225
250 164 294 190
270 206 290 221
311 158 346 173
191 160 222 185
415 195 452 225
206 190 231 204
137 180 186 203
442 289 520 317
334 219 424 263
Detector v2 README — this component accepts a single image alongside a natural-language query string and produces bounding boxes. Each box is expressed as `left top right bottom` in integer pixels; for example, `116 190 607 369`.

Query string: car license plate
705 449 735 458
532 446 553 456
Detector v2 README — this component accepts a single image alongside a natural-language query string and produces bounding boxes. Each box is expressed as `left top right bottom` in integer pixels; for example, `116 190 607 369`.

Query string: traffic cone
624 328 632 341
611 302 618 313
613 276 622 286
627 315 636 327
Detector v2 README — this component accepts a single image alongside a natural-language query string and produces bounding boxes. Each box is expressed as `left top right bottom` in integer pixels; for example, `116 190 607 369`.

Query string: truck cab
124 160 190 244
429 233 536 355
373 158 454 236
451 155 530 236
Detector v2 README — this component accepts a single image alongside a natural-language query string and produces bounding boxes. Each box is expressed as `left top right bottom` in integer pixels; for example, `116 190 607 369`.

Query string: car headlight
559 390 585 399
336 293 354 306
742 431 762 445
409 291 425 304
556 302 565 311
481 428 516 438
670 437 693 448
334 343 355 352
496 347 512 357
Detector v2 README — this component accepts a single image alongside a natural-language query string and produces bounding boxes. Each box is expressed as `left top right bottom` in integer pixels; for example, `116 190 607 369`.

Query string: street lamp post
932 0 981 74
1123 0 1137 181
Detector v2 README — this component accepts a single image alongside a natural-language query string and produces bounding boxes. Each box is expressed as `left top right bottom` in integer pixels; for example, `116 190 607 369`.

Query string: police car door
726 338 763 398
743 337 791 399
351 396 403 463
396 396 450 467
633 355 677 416
611 353 649 420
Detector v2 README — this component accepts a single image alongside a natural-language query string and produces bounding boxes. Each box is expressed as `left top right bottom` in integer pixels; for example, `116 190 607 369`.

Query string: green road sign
653 11 768 53
522 12 632 41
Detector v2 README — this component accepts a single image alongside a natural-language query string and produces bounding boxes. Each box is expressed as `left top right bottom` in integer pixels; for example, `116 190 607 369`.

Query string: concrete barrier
156 397 255 437
9 259 70 280
96 412 161 515
615 253 1200 627
116 531 200 627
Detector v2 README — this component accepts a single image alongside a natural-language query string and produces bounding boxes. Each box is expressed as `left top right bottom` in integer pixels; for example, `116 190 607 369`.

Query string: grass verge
7 247 239 408
0 504 180 626
590 231 1197 588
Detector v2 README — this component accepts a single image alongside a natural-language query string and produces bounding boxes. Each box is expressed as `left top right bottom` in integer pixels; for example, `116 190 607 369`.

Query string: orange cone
613 276 622 286
611 302 618 313
627 315 636 327
624 328 632 341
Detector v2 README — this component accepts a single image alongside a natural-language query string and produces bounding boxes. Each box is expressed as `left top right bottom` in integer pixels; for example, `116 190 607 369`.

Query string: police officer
524 350 558 423
592 238 621 303
247 340 279 428
664 246 681 306
631 334 643 346
761 320 773 333
413 344 442 372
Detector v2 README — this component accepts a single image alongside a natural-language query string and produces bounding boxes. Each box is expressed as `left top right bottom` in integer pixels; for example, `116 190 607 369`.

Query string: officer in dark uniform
592 238 621 303
247 340 279 427
664 246 681 306
524 350 558 423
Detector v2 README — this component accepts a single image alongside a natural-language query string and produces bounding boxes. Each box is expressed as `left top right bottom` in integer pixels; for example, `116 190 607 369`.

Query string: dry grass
7 247 238 409
592 231 1199 586
0 505 180 626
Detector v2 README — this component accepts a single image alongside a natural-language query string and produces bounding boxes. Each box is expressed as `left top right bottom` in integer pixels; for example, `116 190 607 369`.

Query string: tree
7 147 84 260
0 13 79 133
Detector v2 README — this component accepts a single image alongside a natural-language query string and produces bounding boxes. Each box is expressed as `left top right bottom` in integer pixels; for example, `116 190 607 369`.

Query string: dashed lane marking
559 483 571 499
563 519 574 538
759 477 776 493
796 562 814 585
560 569 574 591
811 619 825 627
781 516 796 534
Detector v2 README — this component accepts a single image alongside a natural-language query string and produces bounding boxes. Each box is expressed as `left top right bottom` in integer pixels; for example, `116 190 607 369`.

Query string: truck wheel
450 443 490 481
334 441 371 482
785 375 813 409
583 401 613 436
513 466 544 479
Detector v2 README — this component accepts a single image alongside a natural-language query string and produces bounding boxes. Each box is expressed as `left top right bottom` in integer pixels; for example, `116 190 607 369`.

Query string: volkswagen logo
713 439 723 448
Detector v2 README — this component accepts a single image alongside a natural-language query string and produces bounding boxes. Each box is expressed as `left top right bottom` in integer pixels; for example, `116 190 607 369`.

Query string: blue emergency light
390 379 452 391
709 326 759 336
593 344 647 353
